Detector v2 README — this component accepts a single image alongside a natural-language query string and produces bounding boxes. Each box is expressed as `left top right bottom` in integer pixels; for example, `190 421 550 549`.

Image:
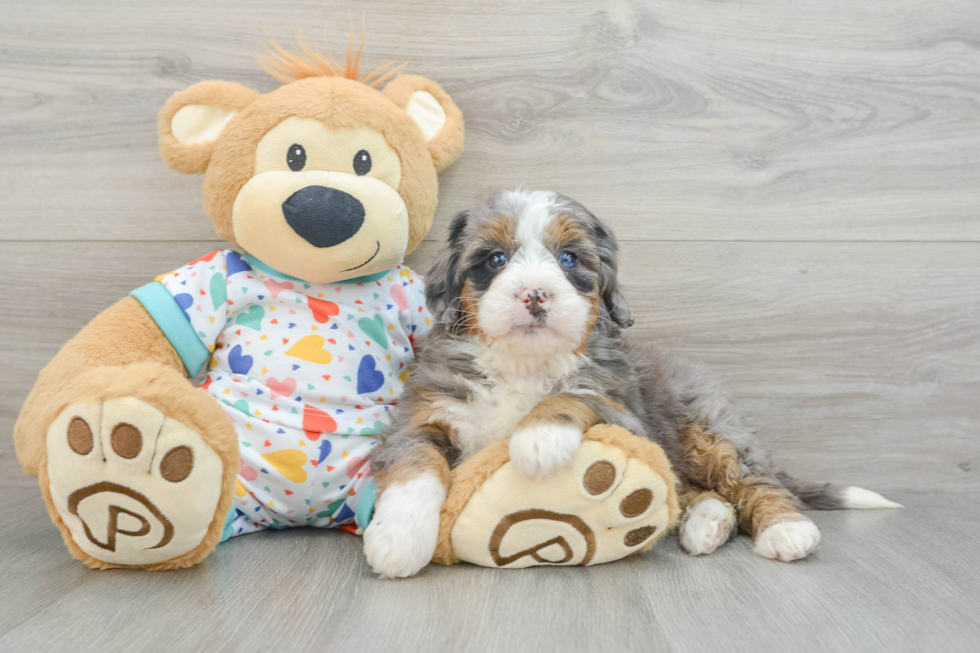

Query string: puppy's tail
776 472 902 510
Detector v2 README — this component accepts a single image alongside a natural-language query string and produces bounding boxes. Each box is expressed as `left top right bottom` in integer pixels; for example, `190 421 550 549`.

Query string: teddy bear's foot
44 397 226 568
436 424 680 569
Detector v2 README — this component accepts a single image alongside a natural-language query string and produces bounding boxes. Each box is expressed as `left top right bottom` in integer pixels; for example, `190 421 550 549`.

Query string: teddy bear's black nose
282 186 366 248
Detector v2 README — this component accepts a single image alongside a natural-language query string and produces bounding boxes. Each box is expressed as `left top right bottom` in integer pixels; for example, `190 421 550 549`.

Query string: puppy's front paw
679 498 737 556
754 519 821 562
362 476 445 579
363 518 436 579
509 423 583 478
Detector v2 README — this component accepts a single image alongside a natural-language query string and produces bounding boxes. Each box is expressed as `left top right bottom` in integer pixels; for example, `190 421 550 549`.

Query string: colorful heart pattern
264 279 294 299
390 283 409 311
228 345 253 375
285 335 333 364
155 250 432 539
225 251 252 276
266 377 296 399
260 449 308 484
357 314 388 349
309 296 340 323
236 305 264 330
357 355 386 394
303 404 338 439
209 273 228 310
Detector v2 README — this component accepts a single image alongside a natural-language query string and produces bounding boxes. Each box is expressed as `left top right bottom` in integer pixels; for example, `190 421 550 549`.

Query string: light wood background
2 0 977 491
2 1 980 651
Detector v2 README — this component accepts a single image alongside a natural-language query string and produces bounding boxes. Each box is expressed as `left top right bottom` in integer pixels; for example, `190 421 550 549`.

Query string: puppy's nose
282 186 365 248
519 288 550 316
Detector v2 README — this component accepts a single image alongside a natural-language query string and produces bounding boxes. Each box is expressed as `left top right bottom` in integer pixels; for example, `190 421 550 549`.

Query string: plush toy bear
13 40 679 573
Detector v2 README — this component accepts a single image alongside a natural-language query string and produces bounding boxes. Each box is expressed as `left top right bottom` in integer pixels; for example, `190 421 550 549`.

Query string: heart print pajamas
131 250 430 540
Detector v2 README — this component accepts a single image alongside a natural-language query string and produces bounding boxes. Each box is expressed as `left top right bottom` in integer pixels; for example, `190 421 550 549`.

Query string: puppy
364 189 900 578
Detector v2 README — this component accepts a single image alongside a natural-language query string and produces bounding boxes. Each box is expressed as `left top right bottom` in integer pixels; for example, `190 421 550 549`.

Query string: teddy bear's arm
14 296 184 476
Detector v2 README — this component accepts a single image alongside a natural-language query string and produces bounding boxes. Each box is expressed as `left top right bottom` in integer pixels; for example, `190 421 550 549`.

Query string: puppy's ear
600 260 633 328
425 211 469 329
594 223 633 329
159 81 260 174
383 75 464 172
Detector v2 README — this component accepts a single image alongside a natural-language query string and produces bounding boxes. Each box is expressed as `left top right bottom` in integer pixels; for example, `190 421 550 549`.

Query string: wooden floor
1 487 978 653
1 0 978 651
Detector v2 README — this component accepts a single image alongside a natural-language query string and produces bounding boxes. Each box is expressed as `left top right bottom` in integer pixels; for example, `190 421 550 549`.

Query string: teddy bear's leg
433 425 680 569
15 297 239 569
39 362 239 570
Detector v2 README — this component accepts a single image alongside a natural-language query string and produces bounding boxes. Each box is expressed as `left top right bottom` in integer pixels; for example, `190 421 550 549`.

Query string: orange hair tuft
261 22 407 88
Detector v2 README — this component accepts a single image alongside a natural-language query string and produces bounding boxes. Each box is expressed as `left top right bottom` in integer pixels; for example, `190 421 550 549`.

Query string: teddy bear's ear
383 75 464 172
159 81 260 174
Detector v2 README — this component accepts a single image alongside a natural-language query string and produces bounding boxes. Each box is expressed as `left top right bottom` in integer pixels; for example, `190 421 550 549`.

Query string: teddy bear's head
158 43 463 284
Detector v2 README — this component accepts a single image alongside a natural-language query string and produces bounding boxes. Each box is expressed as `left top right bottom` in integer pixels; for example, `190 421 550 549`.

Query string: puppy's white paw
754 519 821 562
363 475 445 579
363 517 435 579
509 423 583 478
679 498 737 556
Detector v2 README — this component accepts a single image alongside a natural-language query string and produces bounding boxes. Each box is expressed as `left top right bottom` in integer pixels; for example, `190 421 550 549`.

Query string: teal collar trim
336 269 392 284
242 253 394 285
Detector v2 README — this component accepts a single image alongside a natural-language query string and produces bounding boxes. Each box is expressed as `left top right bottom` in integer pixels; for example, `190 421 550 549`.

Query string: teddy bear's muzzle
282 185 366 248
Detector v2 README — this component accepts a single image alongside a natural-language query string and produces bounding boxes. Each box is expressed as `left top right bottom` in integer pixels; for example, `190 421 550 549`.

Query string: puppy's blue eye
559 251 578 268
488 252 508 269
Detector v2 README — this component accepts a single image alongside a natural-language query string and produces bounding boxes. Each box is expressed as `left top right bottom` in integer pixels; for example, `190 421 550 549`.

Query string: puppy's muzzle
282 185 365 248
520 287 550 319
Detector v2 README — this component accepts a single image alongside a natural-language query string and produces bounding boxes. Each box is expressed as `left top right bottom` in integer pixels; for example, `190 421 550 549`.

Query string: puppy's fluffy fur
365 189 899 578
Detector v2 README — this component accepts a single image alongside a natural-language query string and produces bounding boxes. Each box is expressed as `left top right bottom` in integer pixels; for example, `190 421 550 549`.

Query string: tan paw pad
449 435 677 568
46 399 224 566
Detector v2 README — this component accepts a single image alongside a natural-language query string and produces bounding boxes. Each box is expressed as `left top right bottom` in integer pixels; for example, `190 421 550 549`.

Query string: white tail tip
842 486 902 509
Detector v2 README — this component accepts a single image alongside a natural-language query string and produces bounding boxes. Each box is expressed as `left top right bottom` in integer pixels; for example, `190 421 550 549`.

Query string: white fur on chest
430 343 584 461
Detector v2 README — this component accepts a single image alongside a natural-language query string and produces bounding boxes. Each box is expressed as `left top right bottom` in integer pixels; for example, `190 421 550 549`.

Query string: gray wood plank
1 0 979 242
1 487 978 653
2 240 978 491
2 0 980 649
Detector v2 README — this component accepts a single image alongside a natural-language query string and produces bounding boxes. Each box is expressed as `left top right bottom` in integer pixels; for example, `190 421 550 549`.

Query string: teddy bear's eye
353 149 372 176
287 144 306 172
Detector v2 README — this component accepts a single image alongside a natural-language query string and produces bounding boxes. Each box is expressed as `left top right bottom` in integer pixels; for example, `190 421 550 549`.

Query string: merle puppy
363 189 899 578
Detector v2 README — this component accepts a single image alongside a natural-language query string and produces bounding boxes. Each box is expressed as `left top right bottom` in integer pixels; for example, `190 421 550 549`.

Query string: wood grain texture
3 1 980 649
1 240 977 491
1 487 978 653
1 0 979 242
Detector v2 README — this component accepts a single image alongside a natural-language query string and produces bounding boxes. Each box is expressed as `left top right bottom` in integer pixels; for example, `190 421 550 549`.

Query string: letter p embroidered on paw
357 355 385 394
